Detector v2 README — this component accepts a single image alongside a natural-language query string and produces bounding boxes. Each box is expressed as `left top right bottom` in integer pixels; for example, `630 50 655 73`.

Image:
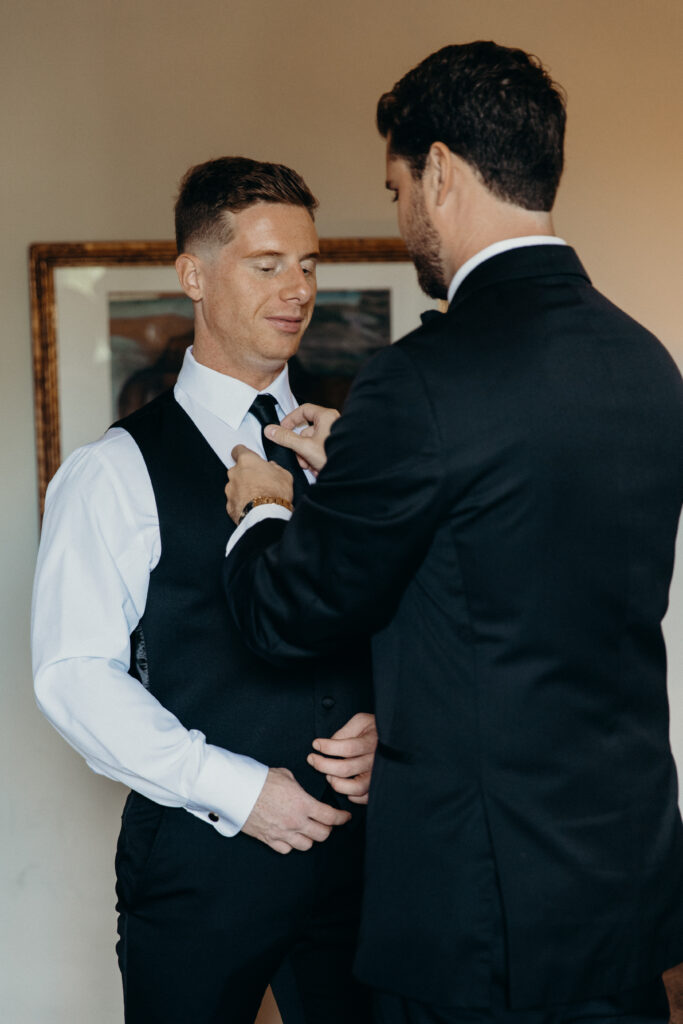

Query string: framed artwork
30 238 434 514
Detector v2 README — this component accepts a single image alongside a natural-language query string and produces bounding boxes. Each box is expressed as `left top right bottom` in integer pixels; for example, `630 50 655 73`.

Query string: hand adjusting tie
248 393 309 503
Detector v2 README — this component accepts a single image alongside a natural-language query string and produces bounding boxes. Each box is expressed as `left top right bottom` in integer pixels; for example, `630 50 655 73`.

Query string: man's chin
422 283 448 301
417 271 448 301
408 252 448 301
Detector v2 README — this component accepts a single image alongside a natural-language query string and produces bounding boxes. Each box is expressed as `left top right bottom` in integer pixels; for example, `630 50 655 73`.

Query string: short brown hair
175 156 318 254
377 41 566 211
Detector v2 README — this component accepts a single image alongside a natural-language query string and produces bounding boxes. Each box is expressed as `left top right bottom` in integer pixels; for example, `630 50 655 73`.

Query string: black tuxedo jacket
224 245 683 1009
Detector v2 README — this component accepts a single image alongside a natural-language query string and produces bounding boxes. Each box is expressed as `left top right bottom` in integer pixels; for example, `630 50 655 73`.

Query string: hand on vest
226 446 293 524
240 766 351 854
308 712 377 805
265 403 340 477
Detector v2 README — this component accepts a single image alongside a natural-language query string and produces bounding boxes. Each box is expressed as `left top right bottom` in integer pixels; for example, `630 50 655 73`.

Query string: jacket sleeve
223 342 445 661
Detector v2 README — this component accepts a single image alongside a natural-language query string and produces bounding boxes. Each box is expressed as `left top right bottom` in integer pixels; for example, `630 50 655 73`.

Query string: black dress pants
115 791 371 1024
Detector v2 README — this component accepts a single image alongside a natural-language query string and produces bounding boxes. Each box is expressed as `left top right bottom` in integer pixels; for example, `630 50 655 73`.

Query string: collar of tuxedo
448 245 590 312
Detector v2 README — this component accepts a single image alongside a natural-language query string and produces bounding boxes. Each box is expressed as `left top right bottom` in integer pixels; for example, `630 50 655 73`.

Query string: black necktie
248 393 309 504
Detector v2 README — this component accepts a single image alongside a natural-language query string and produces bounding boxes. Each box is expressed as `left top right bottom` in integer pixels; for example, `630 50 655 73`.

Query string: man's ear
424 142 454 208
175 253 203 301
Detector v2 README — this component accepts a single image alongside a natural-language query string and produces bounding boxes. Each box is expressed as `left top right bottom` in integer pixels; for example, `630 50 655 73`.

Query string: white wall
1 1 682 1020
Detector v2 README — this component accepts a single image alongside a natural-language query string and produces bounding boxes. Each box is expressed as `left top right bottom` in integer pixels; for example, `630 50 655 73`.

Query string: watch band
237 495 295 525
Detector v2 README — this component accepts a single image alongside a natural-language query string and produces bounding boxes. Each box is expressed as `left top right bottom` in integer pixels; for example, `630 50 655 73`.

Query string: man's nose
280 265 314 303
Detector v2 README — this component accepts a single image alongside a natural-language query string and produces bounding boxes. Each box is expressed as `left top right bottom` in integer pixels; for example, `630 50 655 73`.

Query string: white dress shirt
32 347 311 837
227 236 569 554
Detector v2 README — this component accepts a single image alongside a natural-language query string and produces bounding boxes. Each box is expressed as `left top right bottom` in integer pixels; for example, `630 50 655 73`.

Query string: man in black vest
32 157 374 1023
223 43 683 1024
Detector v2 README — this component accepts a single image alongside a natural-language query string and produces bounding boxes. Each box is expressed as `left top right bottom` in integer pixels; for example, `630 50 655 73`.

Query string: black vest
117 390 372 797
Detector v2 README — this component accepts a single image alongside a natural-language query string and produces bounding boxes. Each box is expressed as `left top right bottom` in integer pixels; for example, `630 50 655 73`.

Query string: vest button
208 812 219 822
321 696 336 709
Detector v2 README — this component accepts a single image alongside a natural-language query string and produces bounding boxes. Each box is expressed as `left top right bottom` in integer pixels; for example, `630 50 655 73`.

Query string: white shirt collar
175 347 298 430
447 236 568 304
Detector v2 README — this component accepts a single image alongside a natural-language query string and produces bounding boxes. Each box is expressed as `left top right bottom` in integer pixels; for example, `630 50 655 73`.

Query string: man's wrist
186 745 269 836
226 504 292 557
238 495 294 524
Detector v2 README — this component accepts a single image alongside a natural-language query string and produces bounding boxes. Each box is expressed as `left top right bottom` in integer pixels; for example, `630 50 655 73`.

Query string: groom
224 41 683 1024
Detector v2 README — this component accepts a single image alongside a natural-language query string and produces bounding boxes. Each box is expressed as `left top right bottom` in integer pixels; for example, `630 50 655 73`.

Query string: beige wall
1 1 682 1020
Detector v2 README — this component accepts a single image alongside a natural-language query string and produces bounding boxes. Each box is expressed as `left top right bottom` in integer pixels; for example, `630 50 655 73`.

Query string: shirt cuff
185 743 269 837
226 502 293 556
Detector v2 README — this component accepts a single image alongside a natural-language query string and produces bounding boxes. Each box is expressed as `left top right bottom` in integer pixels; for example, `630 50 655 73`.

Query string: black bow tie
420 308 447 326
248 393 309 503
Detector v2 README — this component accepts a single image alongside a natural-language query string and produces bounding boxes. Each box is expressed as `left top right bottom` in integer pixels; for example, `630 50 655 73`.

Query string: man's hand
263 403 340 477
226 445 293 524
241 766 351 854
663 963 683 1024
308 712 378 805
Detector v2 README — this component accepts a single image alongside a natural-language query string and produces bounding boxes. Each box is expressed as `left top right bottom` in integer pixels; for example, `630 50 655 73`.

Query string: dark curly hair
377 41 566 211
175 156 318 254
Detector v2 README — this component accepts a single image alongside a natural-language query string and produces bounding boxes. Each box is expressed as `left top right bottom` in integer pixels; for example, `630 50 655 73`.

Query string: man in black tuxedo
223 42 683 1024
